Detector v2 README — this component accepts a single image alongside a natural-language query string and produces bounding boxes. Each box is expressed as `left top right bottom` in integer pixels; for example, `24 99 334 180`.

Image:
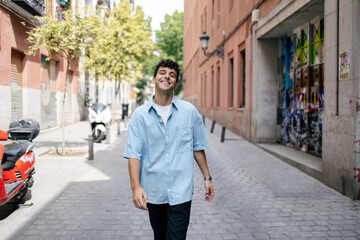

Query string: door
11 50 23 120
40 56 57 129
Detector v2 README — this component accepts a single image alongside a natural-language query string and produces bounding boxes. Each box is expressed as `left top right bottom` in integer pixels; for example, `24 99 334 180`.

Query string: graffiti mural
354 168 360 200
278 19 324 155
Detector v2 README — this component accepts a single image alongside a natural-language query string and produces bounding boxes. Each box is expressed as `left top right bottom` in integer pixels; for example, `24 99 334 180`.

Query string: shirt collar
147 95 179 112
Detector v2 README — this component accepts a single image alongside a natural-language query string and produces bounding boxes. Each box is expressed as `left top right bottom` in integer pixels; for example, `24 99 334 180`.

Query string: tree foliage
84 1 154 88
24 9 100 155
25 10 99 63
140 54 160 79
135 78 149 106
136 10 184 100
155 10 183 95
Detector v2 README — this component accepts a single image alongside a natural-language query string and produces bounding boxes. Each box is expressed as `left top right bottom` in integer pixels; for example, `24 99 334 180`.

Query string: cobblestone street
1 0 360 239
4 120 360 240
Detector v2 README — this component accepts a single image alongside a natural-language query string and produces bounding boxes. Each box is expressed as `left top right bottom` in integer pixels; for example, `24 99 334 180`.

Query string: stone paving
7 119 360 239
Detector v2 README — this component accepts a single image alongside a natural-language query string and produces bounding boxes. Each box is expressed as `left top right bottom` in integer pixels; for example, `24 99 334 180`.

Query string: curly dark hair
153 59 180 82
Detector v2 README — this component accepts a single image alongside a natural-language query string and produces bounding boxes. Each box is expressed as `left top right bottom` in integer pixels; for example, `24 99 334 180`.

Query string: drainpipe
248 9 259 142
336 0 340 115
353 0 360 200
349 0 354 118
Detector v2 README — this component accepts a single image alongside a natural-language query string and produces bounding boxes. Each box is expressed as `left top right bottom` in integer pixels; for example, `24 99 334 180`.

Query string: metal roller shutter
11 50 23 120
40 56 57 129
65 70 73 125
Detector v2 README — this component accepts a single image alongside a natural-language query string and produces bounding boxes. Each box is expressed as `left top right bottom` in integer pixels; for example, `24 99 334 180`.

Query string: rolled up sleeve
192 110 209 151
123 112 142 160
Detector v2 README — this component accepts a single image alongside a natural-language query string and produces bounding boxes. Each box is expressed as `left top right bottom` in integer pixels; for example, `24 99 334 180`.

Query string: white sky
135 0 184 38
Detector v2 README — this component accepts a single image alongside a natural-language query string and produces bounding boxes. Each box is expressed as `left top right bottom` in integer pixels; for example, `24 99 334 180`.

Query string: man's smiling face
153 67 178 93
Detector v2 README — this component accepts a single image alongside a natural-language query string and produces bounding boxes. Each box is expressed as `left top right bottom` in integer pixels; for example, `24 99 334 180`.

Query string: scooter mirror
0 130 8 141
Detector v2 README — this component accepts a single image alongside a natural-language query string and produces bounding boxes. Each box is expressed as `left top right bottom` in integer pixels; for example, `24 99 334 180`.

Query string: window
229 58 234 107
217 0 220 28
240 50 246 108
46 0 53 16
201 14 204 33
201 8 208 33
204 8 207 33
229 0 234 12
201 73 204 107
216 66 220 107
211 0 215 35
195 2 198 35
211 67 215 107
203 72 207 107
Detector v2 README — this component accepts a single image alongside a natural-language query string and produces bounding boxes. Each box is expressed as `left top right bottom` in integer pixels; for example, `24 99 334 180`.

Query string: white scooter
88 103 111 143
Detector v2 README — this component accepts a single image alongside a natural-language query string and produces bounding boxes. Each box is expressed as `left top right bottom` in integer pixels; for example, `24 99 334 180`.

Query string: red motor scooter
0 119 38 206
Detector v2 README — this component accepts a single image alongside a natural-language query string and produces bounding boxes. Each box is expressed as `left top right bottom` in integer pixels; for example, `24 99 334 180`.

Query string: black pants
147 201 192 240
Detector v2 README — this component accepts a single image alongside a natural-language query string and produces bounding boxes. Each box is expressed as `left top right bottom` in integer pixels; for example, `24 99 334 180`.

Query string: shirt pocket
175 126 193 153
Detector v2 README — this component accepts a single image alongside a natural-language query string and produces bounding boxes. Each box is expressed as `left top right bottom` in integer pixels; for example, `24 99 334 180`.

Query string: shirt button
166 136 168 139
166 154 169 157
167 189 170 192
167 171 169 175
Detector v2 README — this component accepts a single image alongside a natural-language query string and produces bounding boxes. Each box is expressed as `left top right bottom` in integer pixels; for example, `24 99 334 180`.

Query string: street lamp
200 32 224 59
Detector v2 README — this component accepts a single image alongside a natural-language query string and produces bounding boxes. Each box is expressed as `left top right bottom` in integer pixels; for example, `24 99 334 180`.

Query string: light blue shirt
123 96 209 206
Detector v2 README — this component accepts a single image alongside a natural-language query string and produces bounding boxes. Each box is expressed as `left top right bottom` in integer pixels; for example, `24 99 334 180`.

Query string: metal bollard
116 119 121 135
221 126 226 143
89 135 94 160
106 127 110 144
210 120 216 133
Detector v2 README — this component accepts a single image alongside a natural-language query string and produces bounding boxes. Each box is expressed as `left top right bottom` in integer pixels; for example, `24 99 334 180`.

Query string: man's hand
193 150 214 202
204 181 214 202
132 186 149 210
128 158 148 210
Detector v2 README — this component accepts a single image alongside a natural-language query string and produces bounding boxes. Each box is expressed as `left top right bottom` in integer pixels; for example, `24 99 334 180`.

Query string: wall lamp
200 32 224 59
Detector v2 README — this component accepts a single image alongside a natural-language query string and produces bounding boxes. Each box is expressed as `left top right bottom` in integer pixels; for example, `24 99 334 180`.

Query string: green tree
140 54 160 79
84 1 154 103
155 10 183 95
25 10 101 155
135 78 149 106
135 54 159 105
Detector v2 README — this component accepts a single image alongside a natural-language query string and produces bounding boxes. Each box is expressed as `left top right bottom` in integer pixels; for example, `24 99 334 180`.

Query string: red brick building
183 0 360 200
183 0 280 139
0 1 80 130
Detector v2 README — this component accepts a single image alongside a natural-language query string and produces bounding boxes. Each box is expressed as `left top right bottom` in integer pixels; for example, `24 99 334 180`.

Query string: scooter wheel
93 130 105 143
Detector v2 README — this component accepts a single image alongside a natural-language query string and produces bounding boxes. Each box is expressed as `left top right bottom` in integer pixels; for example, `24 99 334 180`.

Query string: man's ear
152 77 155 84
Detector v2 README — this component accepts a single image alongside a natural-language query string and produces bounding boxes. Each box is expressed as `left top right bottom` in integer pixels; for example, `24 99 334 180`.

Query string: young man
124 59 214 240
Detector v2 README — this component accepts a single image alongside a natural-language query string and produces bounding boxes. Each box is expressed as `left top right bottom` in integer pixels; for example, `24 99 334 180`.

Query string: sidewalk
0 120 127 240
2 118 360 240
34 120 121 156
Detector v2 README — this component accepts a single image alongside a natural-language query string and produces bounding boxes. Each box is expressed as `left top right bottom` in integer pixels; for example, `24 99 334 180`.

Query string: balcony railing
54 0 67 19
12 0 46 16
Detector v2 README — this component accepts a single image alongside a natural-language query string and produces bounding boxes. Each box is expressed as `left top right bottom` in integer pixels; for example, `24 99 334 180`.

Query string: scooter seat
3 143 22 157
1 143 23 171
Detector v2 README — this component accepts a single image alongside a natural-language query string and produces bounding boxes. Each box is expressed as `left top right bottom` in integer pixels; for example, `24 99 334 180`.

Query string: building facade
183 0 360 200
0 0 135 131
79 0 136 120
0 0 82 130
